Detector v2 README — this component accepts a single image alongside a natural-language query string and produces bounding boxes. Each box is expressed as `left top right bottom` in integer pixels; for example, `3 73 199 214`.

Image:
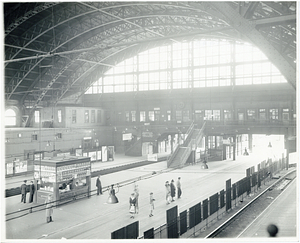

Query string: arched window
5 109 16 126
85 39 287 94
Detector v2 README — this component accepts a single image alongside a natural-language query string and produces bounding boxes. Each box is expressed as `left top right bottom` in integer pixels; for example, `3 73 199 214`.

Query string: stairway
167 122 206 168
124 138 142 156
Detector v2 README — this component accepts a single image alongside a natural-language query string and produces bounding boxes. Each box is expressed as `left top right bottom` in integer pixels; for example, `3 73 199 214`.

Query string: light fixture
18 133 22 138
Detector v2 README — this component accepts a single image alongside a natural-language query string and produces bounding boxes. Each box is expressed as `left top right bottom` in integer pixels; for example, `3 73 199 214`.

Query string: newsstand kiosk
34 156 91 206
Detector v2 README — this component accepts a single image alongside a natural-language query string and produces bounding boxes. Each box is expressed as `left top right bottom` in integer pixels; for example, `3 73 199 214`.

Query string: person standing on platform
96 175 102 195
28 181 35 203
107 184 118 203
177 177 182 199
165 181 171 205
129 193 136 219
45 194 54 223
149 192 155 217
20 180 27 203
134 184 139 214
170 179 176 202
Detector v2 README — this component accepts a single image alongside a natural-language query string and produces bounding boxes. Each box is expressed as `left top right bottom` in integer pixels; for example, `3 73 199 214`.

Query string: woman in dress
134 184 139 214
165 181 171 205
107 184 119 203
129 193 136 218
45 194 54 223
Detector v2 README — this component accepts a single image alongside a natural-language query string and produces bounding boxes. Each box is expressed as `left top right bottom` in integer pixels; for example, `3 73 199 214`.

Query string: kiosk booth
34 156 91 206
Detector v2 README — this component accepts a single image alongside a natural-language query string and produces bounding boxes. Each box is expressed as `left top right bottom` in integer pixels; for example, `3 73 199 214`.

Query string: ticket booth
34 156 91 206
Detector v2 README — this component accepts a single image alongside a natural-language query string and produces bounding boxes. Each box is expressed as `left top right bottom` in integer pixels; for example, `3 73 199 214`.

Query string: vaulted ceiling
4 2 296 111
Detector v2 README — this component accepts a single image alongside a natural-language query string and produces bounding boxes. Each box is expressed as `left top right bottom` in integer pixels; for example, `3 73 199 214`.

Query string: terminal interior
3 1 298 241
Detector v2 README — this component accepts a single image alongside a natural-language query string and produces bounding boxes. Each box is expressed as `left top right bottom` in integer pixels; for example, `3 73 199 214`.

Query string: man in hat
96 175 102 195
20 180 27 203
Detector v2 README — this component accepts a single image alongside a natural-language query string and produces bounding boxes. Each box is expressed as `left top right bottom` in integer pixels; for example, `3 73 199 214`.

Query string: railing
167 121 194 167
179 122 206 167
168 122 206 168
205 119 296 127
124 137 141 155
139 156 292 239
182 122 195 147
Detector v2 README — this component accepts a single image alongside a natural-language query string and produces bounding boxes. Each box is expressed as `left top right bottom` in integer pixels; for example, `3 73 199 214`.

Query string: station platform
3 152 297 241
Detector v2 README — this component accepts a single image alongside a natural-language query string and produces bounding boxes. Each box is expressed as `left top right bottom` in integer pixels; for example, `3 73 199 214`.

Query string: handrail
124 137 141 155
180 122 206 165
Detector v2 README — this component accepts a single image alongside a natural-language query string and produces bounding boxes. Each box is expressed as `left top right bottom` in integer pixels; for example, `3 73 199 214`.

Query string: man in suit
20 180 27 203
96 175 102 195
29 181 35 203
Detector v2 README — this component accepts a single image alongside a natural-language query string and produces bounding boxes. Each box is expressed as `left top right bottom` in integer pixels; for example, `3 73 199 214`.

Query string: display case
34 156 91 206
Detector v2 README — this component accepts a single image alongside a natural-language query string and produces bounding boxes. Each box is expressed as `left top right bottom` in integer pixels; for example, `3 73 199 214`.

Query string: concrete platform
3 152 296 241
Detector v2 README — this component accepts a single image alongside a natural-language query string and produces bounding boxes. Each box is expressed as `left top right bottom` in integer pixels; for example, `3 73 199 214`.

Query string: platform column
233 135 236 161
248 133 253 153
33 179 38 204
170 134 174 153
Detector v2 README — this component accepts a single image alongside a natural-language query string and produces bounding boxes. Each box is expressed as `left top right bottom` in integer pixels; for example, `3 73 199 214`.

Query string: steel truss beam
204 2 296 90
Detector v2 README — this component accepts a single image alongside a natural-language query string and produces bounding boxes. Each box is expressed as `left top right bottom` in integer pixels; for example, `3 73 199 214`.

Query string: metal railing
179 122 206 168
140 156 292 239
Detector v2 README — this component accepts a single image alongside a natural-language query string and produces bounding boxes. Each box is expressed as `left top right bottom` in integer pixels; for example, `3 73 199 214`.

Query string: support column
233 135 236 161
248 134 253 153
33 179 38 204
171 134 174 153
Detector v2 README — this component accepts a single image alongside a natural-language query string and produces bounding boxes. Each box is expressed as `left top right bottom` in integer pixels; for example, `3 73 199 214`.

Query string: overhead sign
142 131 153 138
122 133 132 141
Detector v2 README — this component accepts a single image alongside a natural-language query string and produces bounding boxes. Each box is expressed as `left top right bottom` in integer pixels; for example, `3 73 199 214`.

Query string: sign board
148 153 158 161
57 152 70 157
97 150 102 161
89 151 97 161
223 139 231 145
142 131 153 138
6 163 14 175
102 146 108 162
76 148 83 156
15 160 27 173
122 133 132 141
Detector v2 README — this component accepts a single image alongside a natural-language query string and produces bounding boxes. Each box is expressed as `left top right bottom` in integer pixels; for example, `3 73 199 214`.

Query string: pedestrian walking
149 192 155 217
45 194 54 223
177 177 182 199
170 179 176 202
29 181 35 203
165 181 171 205
20 180 27 203
129 193 136 219
96 175 102 195
134 184 139 214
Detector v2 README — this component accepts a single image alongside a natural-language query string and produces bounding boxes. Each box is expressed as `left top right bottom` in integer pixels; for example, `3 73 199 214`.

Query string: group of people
20 180 53 223
129 177 182 219
20 180 35 203
129 184 156 218
165 177 182 205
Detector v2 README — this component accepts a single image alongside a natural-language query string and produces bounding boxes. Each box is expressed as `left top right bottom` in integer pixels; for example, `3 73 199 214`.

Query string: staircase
167 122 206 168
124 138 142 156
